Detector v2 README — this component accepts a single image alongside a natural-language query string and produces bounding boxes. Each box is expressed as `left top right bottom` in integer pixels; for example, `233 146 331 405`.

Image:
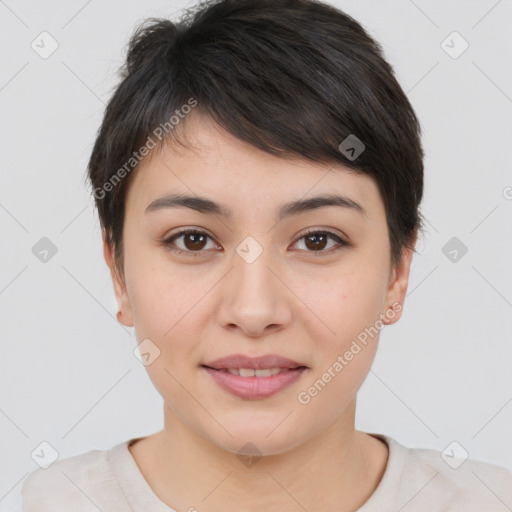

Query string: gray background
1 0 511 509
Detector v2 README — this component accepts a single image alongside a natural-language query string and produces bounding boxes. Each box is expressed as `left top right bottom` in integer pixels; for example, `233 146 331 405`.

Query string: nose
215 247 293 338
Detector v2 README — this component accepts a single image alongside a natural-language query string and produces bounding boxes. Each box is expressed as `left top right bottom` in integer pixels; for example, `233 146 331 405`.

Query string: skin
104 112 416 512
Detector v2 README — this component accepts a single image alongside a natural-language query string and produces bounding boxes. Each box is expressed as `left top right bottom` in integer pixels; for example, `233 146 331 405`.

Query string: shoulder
21 442 128 512
385 436 512 510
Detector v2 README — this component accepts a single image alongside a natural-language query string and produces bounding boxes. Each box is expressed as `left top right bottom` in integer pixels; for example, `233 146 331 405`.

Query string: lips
202 353 307 371
200 354 309 399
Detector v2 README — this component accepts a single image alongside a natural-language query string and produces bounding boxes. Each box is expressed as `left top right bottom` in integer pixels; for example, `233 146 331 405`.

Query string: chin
204 419 307 458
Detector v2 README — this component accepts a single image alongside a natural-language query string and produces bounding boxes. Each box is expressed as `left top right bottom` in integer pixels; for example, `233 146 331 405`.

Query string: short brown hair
86 0 425 278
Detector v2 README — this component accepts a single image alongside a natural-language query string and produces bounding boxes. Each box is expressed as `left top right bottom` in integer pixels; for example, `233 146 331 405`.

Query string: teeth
224 367 287 377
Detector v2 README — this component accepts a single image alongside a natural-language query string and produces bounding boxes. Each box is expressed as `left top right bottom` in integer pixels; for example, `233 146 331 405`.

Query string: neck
130 400 388 512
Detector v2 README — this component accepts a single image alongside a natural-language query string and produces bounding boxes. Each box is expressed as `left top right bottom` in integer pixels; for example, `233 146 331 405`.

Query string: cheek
297 259 386 341
124 249 205 353
294 261 387 407
125 258 205 408
297 274 383 414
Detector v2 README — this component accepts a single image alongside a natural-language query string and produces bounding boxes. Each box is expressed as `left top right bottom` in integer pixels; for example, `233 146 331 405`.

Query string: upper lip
202 354 307 370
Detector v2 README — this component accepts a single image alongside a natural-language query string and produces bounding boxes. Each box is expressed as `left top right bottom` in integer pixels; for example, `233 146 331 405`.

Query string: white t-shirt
21 433 512 511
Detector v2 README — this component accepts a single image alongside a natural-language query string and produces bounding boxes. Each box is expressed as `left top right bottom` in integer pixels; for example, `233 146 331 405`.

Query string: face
105 112 414 456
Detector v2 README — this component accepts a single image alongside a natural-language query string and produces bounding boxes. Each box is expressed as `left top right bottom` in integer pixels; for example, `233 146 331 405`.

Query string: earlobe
382 301 404 326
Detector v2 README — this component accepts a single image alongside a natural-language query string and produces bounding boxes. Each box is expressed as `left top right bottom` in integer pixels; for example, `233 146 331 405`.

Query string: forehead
125 113 384 222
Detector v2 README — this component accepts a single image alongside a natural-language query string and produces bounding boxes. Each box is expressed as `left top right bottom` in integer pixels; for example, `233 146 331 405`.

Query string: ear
381 232 418 326
103 232 134 327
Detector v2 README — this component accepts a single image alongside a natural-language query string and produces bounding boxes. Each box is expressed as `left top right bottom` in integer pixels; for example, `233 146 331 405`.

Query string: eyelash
161 228 349 257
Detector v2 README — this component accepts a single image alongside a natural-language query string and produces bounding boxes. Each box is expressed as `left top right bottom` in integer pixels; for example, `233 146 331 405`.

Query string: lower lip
202 366 308 400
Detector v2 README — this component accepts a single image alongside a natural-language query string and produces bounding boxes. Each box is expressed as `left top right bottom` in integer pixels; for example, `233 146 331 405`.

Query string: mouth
200 365 307 377
202 353 308 371
200 354 309 400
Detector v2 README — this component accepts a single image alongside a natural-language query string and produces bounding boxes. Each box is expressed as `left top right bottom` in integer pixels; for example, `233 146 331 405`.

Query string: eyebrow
144 192 367 220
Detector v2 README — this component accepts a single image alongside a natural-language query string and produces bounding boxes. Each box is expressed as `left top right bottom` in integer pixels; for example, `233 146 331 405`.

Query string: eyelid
295 227 348 243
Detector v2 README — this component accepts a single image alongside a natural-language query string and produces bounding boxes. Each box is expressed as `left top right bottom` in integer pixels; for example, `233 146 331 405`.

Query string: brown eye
182 232 207 251
162 228 349 258
304 232 328 251
163 229 217 256
294 230 348 255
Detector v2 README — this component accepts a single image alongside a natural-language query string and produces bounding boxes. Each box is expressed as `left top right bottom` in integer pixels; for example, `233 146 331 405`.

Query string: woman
22 0 512 510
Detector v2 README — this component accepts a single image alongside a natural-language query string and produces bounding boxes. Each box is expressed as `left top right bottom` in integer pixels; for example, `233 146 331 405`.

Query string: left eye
162 229 348 256
293 230 348 254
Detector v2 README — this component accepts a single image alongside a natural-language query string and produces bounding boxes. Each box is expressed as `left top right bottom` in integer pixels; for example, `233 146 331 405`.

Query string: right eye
162 229 220 257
